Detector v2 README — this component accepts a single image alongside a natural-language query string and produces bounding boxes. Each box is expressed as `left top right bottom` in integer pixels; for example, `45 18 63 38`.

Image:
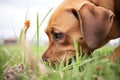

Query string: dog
42 0 120 64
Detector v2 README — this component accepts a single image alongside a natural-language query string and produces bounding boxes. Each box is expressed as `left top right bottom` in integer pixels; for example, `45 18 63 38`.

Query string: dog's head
42 1 114 64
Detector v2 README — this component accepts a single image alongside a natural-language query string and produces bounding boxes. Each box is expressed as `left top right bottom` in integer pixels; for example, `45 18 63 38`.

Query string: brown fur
42 0 120 64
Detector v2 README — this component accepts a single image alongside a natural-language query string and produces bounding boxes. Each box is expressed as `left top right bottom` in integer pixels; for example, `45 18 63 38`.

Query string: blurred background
0 0 119 46
0 0 64 45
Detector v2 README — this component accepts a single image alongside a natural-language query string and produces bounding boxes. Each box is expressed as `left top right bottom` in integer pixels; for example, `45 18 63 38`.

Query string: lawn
0 44 120 80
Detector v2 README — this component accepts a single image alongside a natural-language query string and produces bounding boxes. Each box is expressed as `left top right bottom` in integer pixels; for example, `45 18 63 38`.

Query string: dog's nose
42 55 48 62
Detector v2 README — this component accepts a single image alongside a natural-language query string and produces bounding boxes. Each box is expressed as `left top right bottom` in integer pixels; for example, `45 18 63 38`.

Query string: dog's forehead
45 8 79 33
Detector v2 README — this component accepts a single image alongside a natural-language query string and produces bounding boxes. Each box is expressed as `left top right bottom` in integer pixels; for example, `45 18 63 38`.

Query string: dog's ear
78 3 114 49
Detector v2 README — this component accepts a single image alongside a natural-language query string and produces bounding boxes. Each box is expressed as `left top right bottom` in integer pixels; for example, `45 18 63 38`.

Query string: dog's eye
52 32 64 41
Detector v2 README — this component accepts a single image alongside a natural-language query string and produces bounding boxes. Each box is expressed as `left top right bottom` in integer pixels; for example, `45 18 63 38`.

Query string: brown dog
42 0 120 64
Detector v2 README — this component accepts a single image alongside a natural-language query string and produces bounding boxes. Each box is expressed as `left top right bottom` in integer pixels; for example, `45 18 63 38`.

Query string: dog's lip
66 50 76 54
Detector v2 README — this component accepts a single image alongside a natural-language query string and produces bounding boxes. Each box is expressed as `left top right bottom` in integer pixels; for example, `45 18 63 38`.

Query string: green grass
0 44 120 80
0 44 45 80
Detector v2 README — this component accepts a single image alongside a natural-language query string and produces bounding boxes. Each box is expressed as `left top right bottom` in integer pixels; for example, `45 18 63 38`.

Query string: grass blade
73 38 79 63
25 8 29 21
31 8 53 45
36 13 39 58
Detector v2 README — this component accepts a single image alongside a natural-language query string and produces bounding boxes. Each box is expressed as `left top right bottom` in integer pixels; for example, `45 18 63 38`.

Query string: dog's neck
108 0 120 39
113 0 120 37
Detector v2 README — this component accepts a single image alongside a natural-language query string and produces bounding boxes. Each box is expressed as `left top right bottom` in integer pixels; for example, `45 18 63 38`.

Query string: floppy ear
78 3 114 49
